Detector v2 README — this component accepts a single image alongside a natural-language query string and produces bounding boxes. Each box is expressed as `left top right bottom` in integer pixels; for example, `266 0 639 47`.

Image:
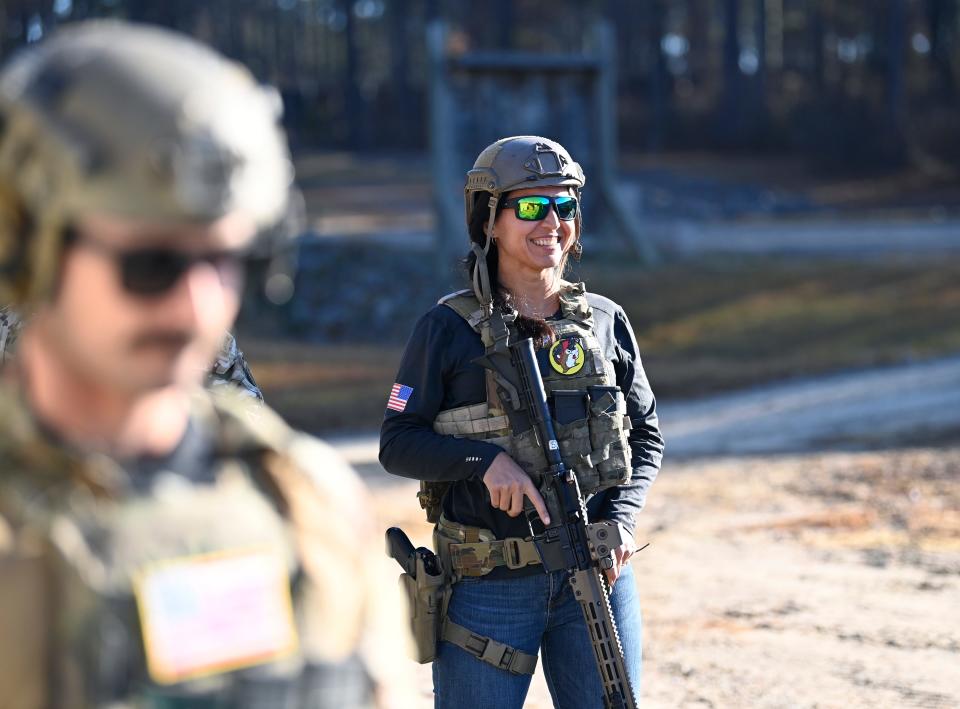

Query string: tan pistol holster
396 516 540 675
398 552 449 664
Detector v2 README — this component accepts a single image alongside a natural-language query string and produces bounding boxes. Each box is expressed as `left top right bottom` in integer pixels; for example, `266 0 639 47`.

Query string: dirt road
633 448 959 708
660 356 960 457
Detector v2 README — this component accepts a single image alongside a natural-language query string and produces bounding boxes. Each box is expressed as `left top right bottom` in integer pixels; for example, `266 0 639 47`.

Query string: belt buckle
470 633 509 669
464 632 489 657
503 539 526 569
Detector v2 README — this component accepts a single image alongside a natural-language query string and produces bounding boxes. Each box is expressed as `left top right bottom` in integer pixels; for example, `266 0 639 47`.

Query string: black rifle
478 336 638 709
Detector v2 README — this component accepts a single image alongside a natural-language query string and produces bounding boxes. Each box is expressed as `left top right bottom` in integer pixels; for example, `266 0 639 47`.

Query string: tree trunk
721 0 742 144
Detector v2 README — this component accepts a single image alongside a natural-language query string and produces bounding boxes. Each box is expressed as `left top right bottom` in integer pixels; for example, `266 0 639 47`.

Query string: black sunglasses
500 194 579 222
68 231 249 297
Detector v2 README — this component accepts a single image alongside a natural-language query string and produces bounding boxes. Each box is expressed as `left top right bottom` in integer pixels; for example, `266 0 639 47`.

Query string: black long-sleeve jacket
380 291 663 575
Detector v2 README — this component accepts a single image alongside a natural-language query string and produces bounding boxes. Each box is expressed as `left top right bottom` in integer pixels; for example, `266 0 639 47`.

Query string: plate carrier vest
418 281 633 523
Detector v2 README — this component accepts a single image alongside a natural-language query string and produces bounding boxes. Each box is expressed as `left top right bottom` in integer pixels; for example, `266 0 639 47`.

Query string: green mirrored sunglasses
500 195 579 222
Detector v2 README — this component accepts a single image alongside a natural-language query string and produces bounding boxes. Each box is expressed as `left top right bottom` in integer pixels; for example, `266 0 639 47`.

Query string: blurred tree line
1 0 958 171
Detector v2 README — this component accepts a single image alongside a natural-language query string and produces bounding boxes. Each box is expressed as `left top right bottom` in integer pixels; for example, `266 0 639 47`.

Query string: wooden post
594 21 659 265
427 19 658 270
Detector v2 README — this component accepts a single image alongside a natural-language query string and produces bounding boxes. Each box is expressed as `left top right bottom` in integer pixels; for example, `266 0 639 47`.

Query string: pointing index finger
524 480 551 525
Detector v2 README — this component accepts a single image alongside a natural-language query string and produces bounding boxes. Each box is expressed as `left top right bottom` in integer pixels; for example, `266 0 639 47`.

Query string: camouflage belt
436 515 541 577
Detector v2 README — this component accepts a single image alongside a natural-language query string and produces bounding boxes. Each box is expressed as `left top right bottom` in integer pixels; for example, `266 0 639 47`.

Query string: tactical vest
420 282 632 522
0 307 20 365
0 389 377 709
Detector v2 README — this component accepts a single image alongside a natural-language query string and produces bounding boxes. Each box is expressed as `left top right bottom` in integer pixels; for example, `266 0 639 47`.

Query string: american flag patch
387 383 414 412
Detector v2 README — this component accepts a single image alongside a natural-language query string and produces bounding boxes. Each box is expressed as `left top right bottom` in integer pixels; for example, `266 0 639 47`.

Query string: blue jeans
433 564 642 709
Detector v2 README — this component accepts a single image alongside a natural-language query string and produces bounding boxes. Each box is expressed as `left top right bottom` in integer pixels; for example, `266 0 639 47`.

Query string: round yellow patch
549 337 585 375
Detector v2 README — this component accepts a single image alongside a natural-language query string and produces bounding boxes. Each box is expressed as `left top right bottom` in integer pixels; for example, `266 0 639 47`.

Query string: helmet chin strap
471 241 493 309
483 194 498 256
472 194 501 309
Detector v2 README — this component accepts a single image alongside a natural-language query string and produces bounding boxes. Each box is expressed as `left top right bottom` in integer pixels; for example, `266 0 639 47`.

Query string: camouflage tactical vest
0 387 382 709
421 282 632 522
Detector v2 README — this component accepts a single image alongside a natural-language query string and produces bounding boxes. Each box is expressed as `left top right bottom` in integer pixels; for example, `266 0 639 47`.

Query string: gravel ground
368 448 960 708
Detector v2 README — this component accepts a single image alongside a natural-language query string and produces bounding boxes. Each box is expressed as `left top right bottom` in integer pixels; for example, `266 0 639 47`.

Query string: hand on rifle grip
522 497 542 530
483 452 550 524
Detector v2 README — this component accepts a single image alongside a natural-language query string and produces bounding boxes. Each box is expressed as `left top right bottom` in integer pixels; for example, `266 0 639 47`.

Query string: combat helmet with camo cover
0 20 293 307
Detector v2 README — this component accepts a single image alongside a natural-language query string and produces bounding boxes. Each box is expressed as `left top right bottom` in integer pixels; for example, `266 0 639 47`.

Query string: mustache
128 331 194 352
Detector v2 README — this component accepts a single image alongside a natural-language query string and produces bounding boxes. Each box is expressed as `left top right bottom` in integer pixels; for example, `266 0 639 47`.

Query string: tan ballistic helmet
0 20 294 305
464 135 585 238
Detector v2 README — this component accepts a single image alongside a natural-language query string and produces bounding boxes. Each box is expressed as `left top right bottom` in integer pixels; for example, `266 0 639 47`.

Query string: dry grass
582 255 960 397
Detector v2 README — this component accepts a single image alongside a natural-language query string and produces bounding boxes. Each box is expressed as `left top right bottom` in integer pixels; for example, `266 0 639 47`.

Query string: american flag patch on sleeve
387 383 414 412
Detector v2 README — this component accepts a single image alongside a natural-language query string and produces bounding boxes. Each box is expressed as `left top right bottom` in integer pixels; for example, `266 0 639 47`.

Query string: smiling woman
379 136 665 708
489 189 578 287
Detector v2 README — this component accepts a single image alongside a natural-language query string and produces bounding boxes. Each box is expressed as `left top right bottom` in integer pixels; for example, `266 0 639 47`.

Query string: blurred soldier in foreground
0 21 409 708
